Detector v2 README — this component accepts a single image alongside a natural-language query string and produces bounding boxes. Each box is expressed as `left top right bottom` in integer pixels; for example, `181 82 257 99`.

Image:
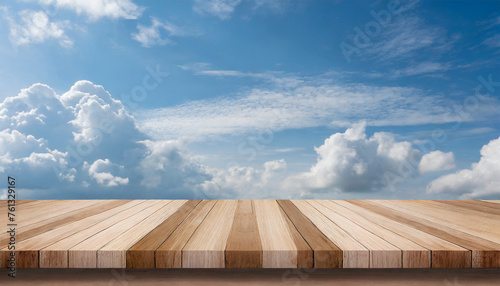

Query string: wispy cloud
7 9 73 48
132 17 197 47
136 73 500 140
193 0 242 20
482 34 500 48
30 0 144 20
363 16 457 62
193 0 290 20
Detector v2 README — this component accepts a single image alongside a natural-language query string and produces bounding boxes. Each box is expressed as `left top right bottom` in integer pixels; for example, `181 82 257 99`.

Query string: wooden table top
1 200 499 269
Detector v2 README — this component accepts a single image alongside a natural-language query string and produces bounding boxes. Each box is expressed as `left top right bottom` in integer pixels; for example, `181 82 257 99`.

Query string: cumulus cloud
132 18 193 47
33 0 144 20
285 122 421 196
88 159 129 187
7 10 73 47
427 137 500 199
198 159 287 199
1 80 492 200
418 150 455 173
0 80 209 198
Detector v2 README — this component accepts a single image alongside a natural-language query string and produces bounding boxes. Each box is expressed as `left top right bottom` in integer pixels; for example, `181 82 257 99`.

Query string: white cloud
285 122 421 195
0 81 208 198
418 150 455 174
427 136 500 199
362 16 457 62
396 62 451 77
193 0 288 20
198 159 287 199
132 17 191 47
194 0 242 20
137 74 500 140
8 10 73 47
1 80 496 200
482 34 500 48
33 0 144 20
88 159 128 187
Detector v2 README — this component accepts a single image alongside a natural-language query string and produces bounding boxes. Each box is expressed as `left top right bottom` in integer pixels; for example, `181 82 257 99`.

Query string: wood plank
279 204 314 268
39 200 147 268
1 200 146 268
308 200 401 268
155 200 216 268
225 200 262 268
68 200 170 268
2 201 89 232
436 200 500 216
253 200 299 268
483 200 500 204
277 200 342 268
126 200 201 268
347 200 494 268
0 200 130 248
335 200 470 268
291 200 369 268
380 200 500 244
98 200 187 268
182 200 237 268
322 200 429 268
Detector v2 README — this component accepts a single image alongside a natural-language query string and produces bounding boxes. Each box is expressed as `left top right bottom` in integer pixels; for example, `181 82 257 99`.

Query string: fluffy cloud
418 150 455 173
2 80 493 199
7 10 72 47
285 122 421 195
427 137 500 199
0 81 209 198
88 159 128 187
33 0 144 20
198 159 287 199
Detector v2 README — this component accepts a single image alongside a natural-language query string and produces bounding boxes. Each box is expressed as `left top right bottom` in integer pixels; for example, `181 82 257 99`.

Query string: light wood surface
1 199 499 269
182 200 238 268
156 200 217 268
126 200 201 268
225 200 262 268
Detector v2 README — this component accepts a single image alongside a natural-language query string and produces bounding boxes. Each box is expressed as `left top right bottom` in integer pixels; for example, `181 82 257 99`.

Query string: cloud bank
1 80 496 200
427 137 500 199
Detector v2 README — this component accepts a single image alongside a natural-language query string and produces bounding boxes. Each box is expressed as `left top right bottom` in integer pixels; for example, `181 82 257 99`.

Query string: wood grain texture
156 200 217 268
0 200 130 249
225 200 262 268
336 200 469 268
279 204 313 268
2 199 499 269
69 200 170 268
277 200 342 268
291 200 369 268
347 200 481 268
98 200 188 268
325 200 430 268
126 200 201 268
436 200 500 216
39 200 147 268
182 200 238 268
309 200 402 268
254 200 303 268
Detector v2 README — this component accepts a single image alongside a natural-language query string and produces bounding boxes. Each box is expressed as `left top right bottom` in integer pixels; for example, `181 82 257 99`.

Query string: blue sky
0 0 499 200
